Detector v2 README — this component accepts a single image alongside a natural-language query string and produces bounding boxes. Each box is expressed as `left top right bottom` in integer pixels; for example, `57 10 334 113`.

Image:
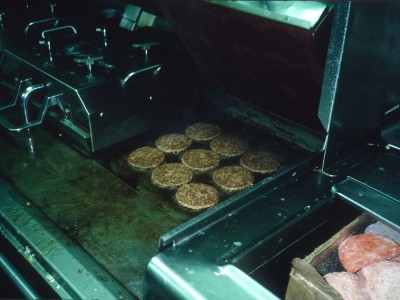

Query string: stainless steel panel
320 3 400 169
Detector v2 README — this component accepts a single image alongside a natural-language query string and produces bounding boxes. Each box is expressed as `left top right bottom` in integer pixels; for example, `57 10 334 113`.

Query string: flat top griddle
0 107 312 298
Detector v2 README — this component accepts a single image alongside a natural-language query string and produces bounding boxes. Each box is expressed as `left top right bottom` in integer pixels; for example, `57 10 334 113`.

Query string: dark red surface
156 1 328 131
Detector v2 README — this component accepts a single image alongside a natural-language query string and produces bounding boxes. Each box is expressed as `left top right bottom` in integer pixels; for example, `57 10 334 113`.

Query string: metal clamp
0 92 63 132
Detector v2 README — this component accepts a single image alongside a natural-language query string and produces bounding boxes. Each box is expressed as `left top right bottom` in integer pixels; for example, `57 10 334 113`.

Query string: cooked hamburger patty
212 166 254 191
210 136 248 158
175 183 219 211
181 149 220 171
151 163 193 188
127 146 165 169
185 122 221 141
240 151 280 174
155 133 192 154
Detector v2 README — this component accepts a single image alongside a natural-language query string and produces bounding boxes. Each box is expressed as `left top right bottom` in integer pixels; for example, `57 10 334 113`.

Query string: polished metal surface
0 43 165 154
320 3 400 170
145 167 339 299
205 1 332 29
333 152 400 230
0 1 187 155
0 252 40 299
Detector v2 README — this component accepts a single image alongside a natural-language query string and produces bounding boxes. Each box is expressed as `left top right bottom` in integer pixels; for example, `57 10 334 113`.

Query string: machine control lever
132 42 159 63
96 27 108 48
73 56 103 77
47 2 57 17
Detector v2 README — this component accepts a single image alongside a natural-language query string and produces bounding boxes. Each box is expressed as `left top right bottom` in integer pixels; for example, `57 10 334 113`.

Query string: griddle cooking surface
96 116 310 215
0 113 311 298
0 127 188 298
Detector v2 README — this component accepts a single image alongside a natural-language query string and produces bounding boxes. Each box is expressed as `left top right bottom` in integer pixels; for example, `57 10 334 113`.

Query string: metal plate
332 152 400 231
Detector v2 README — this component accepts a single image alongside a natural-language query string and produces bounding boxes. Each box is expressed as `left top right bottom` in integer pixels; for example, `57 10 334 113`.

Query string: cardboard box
285 214 374 300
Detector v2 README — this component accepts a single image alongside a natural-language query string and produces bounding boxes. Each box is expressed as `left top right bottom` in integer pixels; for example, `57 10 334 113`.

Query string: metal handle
39 26 77 62
0 78 32 111
122 64 161 85
21 84 47 124
40 25 77 40
24 18 59 36
0 93 63 132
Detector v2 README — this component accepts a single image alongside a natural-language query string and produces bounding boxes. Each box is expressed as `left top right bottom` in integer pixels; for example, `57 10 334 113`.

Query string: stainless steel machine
0 1 399 299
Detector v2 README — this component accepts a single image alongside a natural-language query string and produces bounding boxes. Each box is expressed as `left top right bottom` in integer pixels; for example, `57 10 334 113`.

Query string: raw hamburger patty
185 122 221 141
151 163 193 188
127 146 165 169
324 272 369 300
338 234 400 273
365 221 400 244
155 133 192 154
210 136 248 158
240 151 280 174
360 260 400 299
212 166 254 191
181 149 220 171
175 183 219 211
